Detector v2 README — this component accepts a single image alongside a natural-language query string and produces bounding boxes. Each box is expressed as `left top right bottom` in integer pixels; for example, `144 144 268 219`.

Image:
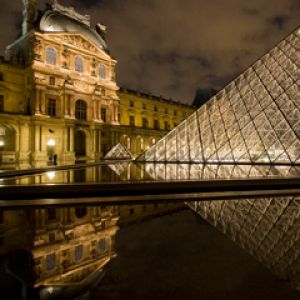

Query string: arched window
75 100 87 120
46 47 56 65
75 56 84 73
99 63 106 79
75 207 87 218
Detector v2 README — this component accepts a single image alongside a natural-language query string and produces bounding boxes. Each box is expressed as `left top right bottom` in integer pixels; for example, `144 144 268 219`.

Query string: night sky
0 0 299 104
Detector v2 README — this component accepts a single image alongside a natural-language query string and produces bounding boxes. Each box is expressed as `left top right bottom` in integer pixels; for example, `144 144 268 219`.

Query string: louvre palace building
0 0 192 165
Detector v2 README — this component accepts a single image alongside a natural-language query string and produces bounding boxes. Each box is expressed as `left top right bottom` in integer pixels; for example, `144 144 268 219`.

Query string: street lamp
0 140 4 163
47 139 56 163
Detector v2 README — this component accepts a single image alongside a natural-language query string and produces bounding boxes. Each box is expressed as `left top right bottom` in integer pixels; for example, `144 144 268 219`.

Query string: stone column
41 90 46 114
70 126 74 152
35 89 41 114
35 125 40 151
70 95 75 118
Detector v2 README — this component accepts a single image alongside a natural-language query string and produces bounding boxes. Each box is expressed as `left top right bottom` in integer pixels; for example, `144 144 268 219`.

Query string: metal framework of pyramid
104 143 132 160
187 197 300 290
137 27 300 164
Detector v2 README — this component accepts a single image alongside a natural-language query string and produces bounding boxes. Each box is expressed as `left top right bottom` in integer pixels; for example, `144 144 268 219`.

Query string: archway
74 130 86 156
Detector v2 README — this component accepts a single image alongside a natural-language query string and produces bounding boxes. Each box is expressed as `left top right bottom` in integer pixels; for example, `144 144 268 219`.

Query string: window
142 117 148 128
48 99 56 117
129 208 134 215
129 100 134 107
0 95 4 112
165 108 168 114
0 72 3 81
75 100 87 120
164 121 169 130
154 106 157 112
47 208 56 221
0 211 3 224
75 245 83 261
99 63 106 79
99 238 106 254
46 253 56 272
174 110 177 116
49 76 55 86
75 56 84 73
46 47 56 65
75 207 87 218
142 103 146 110
154 119 159 130
101 108 106 122
129 116 135 126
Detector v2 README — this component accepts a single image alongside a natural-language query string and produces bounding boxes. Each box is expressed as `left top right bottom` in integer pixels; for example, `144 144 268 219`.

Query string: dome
39 10 108 52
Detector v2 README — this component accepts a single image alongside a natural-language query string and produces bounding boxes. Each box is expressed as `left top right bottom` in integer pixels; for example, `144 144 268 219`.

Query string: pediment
44 33 111 60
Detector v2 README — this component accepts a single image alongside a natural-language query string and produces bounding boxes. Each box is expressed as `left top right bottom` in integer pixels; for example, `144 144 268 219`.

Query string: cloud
0 0 299 104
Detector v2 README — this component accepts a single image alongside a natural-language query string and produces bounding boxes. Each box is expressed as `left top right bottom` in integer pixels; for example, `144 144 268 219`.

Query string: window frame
75 55 84 73
99 63 106 79
48 99 56 117
46 47 57 65
75 100 87 120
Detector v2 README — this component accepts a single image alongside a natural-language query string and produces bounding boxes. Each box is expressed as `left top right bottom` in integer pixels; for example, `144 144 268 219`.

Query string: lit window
129 116 135 126
75 56 84 73
101 108 107 122
75 100 87 120
49 76 55 86
0 95 4 112
46 47 56 65
48 99 56 117
99 63 106 79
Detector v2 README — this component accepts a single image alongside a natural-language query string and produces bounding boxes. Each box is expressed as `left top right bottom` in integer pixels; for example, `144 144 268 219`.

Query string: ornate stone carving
51 0 90 26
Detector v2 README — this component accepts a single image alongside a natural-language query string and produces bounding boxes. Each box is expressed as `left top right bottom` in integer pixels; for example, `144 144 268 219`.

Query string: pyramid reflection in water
187 197 300 290
138 27 300 164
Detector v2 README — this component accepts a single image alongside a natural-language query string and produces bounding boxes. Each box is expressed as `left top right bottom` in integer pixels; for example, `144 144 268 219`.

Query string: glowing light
47 139 56 146
0 140 4 147
47 172 56 180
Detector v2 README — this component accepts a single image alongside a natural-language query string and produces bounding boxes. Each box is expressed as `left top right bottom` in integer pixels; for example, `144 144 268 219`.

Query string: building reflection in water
0 201 185 299
188 196 300 290
0 205 119 299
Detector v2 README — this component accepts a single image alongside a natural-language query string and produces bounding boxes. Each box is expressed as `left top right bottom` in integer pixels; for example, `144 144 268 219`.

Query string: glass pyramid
187 196 300 290
104 143 133 160
137 27 300 164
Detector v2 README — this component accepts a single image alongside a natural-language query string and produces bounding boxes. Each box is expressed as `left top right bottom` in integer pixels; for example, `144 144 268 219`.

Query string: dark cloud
0 0 299 104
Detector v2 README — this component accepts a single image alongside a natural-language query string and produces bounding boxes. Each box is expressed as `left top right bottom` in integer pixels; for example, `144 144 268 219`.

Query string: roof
39 10 108 52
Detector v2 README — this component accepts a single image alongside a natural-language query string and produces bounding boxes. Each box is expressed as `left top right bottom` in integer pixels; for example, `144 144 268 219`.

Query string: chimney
22 0 37 36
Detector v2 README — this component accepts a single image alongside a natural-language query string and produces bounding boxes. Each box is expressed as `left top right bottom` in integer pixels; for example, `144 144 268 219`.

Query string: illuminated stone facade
0 0 192 165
